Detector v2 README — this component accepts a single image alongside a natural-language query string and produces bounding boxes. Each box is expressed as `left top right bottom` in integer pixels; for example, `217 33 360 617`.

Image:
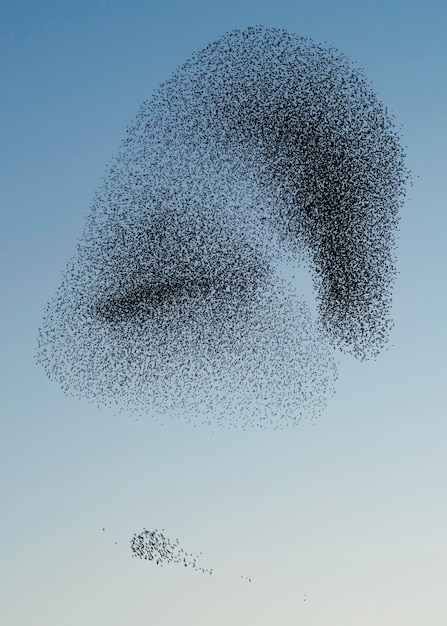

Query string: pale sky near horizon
1 1 446 625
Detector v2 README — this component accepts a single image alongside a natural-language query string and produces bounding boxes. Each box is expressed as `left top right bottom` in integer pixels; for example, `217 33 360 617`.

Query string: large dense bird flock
36 26 409 431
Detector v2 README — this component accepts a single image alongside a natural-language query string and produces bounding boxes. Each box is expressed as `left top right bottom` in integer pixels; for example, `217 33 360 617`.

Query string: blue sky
1 1 446 624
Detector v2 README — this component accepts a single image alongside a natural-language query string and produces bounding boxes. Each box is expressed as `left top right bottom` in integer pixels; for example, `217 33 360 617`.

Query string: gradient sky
1 1 446 625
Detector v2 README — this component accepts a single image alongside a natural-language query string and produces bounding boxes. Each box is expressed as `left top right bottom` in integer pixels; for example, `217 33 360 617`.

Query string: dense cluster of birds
36 26 409 428
130 528 212 574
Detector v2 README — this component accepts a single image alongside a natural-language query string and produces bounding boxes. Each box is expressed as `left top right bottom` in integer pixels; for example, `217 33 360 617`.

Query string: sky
1 1 446 624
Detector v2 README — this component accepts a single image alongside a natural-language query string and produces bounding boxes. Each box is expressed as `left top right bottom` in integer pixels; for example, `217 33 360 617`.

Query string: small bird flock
36 26 409 430
130 528 213 575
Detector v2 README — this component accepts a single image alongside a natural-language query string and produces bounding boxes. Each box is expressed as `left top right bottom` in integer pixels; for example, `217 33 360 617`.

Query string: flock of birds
130 528 213 575
37 26 409 572
36 26 408 430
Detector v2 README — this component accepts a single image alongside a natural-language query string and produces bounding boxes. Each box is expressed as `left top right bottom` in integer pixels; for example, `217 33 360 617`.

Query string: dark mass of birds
130 528 212 575
36 26 409 428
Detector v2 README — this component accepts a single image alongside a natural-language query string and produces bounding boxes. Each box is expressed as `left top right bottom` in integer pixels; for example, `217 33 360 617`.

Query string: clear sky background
1 1 446 624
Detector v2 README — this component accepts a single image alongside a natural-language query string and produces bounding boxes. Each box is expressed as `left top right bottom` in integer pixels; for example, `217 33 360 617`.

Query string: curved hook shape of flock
36 27 409 428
